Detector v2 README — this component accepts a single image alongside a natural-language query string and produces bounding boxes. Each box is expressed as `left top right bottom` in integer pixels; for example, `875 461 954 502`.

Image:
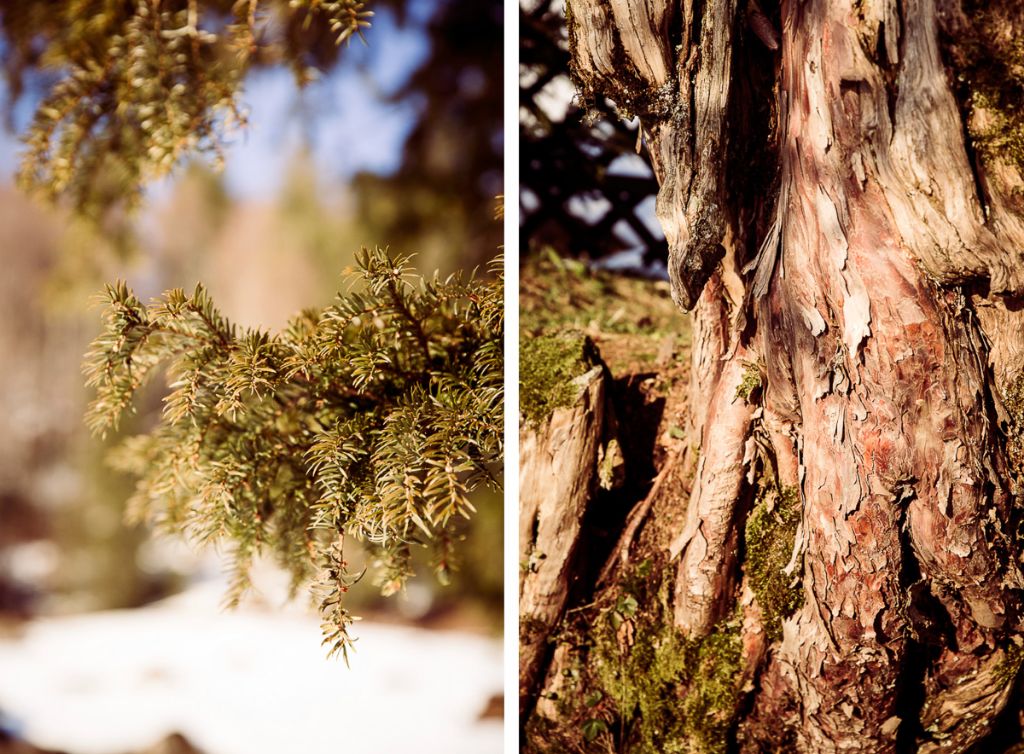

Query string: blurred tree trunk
523 0 1024 751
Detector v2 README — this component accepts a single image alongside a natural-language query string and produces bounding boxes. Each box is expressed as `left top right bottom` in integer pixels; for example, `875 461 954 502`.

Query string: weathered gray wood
567 0 738 311
519 365 612 716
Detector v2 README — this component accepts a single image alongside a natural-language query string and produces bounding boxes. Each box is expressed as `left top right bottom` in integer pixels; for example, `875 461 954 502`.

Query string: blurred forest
0 0 502 636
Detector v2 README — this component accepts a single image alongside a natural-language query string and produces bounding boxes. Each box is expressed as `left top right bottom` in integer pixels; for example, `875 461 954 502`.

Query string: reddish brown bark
736 3 1024 749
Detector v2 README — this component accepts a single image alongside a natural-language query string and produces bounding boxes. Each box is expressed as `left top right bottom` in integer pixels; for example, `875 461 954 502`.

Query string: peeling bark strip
543 0 1024 751
670 349 755 634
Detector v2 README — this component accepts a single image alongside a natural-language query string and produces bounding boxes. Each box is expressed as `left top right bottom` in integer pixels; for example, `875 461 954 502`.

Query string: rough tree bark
523 0 1024 751
519 365 614 714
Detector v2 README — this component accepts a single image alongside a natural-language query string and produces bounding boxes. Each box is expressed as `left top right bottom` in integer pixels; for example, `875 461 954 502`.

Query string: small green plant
84 247 502 660
735 362 762 403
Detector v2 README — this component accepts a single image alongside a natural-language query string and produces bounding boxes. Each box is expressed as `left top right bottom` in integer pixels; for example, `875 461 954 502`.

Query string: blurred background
519 0 664 276
0 1 503 752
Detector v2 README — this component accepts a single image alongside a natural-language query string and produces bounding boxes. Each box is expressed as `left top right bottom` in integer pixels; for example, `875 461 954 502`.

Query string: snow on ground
0 579 502 754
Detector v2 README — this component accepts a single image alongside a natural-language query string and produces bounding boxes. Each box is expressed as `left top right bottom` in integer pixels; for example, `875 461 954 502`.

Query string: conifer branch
12 0 376 216
84 246 503 657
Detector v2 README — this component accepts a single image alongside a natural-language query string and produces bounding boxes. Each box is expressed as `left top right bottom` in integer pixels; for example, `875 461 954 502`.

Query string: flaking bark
526 0 1024 750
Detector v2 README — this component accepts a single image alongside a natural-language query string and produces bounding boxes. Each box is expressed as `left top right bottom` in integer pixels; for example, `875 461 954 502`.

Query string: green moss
735 362 762 403
745 483 803 643
520 251 692 366
523 555 749 753
520 329 602 426
588 564 745 754
970 87 1024 177
994 641 1024 687
679 617 745 754
946 2 1024 183
592 613 687 752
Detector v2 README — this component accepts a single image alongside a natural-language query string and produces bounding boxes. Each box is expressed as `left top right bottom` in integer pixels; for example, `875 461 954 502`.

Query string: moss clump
945 2 1024 187
679 616 745 754
995 641 1024 687
745 483 803 643
592 611 689 752
735 362 762 403
970 89 1024 172
520 329 601 426
589 563 745 754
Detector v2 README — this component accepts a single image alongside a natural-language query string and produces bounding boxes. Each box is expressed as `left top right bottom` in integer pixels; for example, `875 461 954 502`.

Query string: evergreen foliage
2 0 372 216
83 247 503 659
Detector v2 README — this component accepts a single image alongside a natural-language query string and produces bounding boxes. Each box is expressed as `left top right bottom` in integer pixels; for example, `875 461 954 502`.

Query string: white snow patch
0 583 502 754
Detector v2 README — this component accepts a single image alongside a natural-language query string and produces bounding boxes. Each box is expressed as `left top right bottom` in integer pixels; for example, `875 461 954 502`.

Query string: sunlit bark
523 0 1024 750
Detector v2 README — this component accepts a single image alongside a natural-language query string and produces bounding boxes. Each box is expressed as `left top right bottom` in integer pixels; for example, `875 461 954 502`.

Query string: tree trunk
523 0 1024 751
